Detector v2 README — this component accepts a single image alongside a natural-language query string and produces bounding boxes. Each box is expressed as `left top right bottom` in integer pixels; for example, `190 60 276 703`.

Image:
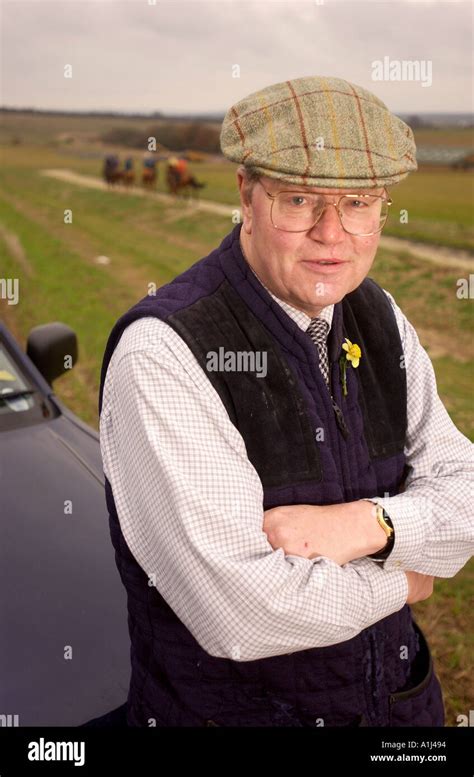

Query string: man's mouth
305 258 345 264
301 259 347 270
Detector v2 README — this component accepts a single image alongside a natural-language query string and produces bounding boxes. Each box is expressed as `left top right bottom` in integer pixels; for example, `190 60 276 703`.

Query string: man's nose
308 202 345 242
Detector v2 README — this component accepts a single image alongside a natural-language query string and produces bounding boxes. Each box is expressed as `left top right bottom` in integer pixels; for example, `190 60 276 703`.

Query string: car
0 320 130 726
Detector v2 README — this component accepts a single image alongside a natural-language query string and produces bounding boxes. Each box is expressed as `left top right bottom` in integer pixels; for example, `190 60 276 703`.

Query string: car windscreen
0 342 57 431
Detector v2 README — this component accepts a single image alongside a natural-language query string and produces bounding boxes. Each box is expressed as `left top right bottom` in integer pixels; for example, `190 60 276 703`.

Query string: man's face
238 172 385 317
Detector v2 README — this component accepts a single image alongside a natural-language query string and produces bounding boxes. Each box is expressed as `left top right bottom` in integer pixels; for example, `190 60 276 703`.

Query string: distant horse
142 157 158 189
166 165 205 198
123 158 135 186
123 169 135 186
142 166 157 188
103 155 124 186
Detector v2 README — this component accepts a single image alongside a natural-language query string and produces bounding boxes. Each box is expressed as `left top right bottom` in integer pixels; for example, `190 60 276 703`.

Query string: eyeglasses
258 181 392 237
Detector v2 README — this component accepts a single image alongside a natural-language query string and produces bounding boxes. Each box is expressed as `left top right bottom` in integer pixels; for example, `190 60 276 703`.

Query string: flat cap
220 75 417 188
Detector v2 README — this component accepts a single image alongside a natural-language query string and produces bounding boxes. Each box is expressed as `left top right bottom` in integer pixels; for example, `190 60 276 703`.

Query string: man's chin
303 287 348 310
303 276 365 308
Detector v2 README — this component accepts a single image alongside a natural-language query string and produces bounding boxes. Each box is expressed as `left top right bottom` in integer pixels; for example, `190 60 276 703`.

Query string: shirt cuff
365 494 430 571
351 557 409 624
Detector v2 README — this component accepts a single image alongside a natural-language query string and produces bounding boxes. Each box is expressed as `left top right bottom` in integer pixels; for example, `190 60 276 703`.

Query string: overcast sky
1 0 472 114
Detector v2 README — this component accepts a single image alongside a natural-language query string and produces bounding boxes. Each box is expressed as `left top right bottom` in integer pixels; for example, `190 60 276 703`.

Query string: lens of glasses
272 192 389 235
338 195 388 234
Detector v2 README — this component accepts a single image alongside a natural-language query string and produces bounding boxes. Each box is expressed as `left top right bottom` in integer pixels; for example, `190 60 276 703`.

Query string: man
99 76 473 727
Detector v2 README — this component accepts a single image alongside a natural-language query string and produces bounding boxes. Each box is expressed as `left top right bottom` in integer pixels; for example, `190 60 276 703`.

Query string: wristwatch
365 501 395 561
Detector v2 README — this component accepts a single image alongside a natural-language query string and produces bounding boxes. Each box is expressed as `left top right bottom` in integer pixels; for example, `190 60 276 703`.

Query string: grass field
0 134 473 725
1 109 473 254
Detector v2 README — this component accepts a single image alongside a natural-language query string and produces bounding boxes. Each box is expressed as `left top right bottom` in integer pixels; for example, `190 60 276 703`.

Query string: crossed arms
100 299 474 662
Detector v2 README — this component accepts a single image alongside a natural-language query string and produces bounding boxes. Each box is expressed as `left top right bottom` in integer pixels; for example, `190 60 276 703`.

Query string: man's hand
263 501 388 566
405 572 434 604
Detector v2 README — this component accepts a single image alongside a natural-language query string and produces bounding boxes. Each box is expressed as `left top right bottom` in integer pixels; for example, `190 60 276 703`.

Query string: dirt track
41 169 474 272
41 168 232 217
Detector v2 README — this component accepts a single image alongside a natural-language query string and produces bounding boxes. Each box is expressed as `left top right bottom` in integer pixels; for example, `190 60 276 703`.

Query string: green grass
0 152 231 424
429 358 474 440
372 248 474 343
413 562 474 724
3 137 473 252
0 140 472 724
383 170 474 252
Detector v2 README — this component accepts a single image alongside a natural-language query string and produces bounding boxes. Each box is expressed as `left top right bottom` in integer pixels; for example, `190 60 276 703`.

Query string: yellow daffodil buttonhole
342 338 362 369
339 339 362 397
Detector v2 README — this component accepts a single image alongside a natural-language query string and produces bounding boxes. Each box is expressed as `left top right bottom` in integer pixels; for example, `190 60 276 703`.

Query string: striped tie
306 318 330 388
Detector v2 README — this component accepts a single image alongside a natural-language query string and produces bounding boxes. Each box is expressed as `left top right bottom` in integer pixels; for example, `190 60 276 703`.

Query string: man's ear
236 168 253 232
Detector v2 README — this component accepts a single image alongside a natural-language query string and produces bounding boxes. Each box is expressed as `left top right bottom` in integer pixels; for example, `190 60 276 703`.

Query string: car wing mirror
26 322 78 386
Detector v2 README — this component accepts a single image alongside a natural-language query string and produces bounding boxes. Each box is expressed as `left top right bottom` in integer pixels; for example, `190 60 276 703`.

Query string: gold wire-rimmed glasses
258 180 392 237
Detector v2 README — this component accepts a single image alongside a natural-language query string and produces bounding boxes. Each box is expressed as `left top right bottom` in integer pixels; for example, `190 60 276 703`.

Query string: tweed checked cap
220 75 417 188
